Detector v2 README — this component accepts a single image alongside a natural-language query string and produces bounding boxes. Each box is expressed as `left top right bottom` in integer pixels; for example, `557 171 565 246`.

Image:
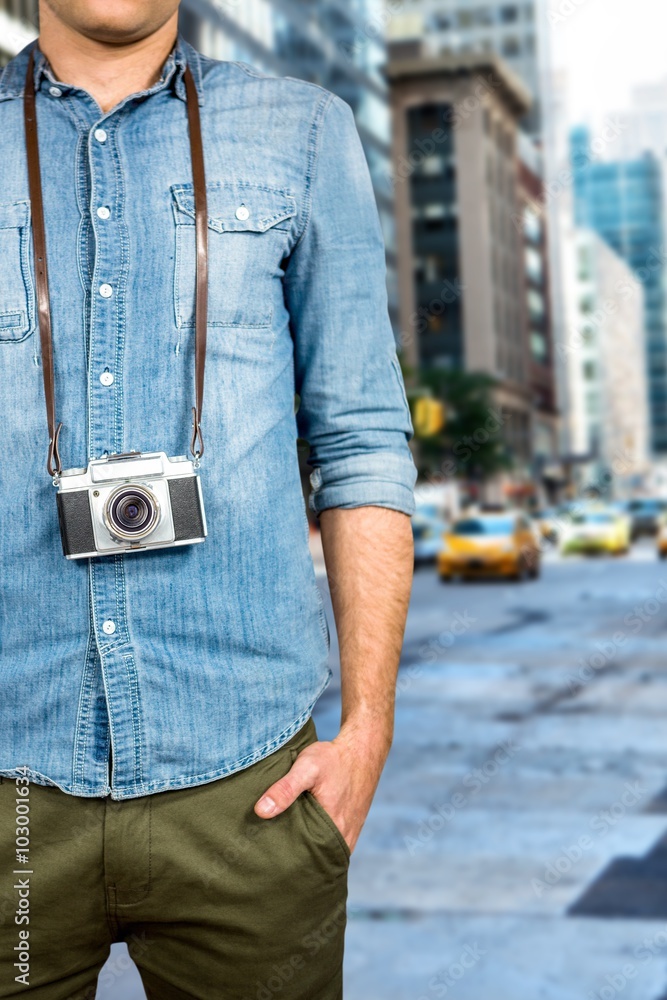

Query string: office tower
571 126 667 455
388 49 541 472
517 132 559 483
562 228 648 489
391 0 542 138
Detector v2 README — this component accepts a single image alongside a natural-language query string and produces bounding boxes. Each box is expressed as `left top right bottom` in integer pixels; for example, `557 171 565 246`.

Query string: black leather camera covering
56 490 96 556
168 476 205 541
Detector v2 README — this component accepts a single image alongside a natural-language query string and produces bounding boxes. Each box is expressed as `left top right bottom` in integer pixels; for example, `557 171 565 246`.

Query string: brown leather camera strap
23 47 209 476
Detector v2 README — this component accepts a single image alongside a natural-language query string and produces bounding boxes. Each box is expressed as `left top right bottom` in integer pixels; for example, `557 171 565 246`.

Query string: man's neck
37 7 180 113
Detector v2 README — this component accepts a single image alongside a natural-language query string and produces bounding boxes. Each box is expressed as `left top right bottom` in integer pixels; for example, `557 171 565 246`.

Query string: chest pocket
0 201 35 343
171 182 297 330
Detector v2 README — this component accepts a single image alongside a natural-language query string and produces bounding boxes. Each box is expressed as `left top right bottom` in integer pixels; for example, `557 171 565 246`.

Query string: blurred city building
562 228 649 494
389 1 543 139
616 76 667 160
388 47 562 492
0 0 37 65
570 126 667 457
517 131 560 488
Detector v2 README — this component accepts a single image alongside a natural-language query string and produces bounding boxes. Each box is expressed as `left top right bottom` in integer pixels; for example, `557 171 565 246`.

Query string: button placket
86 113 140 794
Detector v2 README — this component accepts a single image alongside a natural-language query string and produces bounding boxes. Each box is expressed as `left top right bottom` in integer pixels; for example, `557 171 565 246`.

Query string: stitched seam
289 91 335 252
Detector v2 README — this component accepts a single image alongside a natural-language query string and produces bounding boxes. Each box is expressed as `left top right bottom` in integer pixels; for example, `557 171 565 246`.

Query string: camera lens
104 485 160 541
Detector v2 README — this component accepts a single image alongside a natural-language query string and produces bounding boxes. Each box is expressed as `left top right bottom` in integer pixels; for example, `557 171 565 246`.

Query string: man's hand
254 726 389 853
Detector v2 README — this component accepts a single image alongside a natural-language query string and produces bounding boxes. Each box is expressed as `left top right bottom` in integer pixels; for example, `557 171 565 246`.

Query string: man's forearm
255 504 413 850
319 505 414 755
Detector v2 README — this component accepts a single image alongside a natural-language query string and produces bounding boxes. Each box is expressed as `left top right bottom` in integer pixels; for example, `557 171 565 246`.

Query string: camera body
55 451 207 560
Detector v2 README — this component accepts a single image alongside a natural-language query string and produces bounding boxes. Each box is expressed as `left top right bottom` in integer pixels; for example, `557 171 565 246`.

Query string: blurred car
626 498 667 540
531 507 560 545
438 513 540 581
560 509 630 556
412 510 447 565
657 514 667 559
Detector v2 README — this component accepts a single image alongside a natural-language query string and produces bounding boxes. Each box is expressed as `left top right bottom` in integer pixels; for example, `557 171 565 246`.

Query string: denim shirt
0 38 416 800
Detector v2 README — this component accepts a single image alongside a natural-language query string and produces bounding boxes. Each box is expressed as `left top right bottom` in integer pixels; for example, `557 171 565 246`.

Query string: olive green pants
0 719 349 1000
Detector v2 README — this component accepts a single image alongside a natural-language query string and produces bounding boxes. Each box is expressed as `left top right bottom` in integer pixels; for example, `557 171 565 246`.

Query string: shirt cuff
308 452 417 516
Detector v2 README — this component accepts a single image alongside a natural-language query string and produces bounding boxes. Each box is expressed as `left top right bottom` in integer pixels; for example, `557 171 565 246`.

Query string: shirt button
49 86 62 98
99 283 113 298
102 620 116 635
100 371 114 386
96 206 111 220
94 128 108 143
235 205 250 221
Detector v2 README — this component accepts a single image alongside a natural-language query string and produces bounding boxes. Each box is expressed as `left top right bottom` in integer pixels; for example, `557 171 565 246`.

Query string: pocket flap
0 201 30 230
171 182 296 233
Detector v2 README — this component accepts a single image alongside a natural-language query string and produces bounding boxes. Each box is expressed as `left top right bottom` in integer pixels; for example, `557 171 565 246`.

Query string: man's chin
40 0 177 46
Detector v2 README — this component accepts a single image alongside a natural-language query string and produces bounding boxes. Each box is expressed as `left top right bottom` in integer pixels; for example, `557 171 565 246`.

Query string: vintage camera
55 451 207 560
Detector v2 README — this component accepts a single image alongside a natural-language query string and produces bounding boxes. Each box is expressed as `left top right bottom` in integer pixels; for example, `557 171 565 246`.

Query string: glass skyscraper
570 126 667 455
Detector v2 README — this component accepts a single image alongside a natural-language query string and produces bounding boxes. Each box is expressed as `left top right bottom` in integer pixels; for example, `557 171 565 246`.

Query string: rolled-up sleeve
284 92 417 517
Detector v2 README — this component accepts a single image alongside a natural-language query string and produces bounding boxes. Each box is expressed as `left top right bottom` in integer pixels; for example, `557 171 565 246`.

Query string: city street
98 541 667 999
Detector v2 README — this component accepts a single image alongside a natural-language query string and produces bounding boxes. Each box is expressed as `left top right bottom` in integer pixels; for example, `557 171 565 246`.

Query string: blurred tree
414 368 513 482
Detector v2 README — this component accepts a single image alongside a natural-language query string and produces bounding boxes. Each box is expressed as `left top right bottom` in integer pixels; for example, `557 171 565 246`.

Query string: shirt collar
0 35 204 105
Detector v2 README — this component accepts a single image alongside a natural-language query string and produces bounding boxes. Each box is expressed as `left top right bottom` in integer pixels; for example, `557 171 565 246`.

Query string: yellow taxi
560 509 630 556
438 512 541 582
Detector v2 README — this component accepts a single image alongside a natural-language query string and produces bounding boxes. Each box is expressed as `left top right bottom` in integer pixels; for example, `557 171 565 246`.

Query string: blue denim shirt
0 38 416 800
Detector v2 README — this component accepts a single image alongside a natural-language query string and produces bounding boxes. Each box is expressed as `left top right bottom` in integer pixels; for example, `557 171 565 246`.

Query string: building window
583 360 597 381
525 247 542 283
523 207 541 242
500 5 519 22
502 36 521 57
528 289 544 319
476 7 495 25
577 246 592 280
531 331 547 362
579 296 595 315
422 155 444 176
457 10 475 28
586 392 600 416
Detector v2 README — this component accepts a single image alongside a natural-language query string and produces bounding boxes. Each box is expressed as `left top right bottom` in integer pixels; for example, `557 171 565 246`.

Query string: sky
549 0 667 127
